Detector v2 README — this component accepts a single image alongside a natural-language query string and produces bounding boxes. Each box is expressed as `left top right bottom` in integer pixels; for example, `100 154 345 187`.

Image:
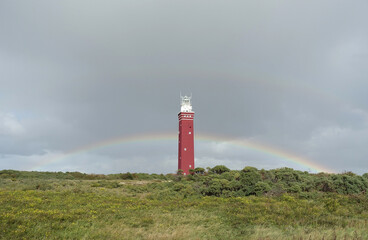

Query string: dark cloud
1 1 368 174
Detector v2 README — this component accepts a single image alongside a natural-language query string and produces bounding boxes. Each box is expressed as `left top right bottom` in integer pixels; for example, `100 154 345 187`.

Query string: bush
210 165 230 174
194 167 205 175
120 172 136 180
324 198 340 212
239 167 261 195
254 182 271 196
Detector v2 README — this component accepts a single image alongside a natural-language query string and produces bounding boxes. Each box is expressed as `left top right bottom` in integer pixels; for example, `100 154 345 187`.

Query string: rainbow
30 132 333 173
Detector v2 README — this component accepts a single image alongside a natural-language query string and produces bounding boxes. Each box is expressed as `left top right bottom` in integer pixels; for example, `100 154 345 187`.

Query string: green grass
1 174 368 239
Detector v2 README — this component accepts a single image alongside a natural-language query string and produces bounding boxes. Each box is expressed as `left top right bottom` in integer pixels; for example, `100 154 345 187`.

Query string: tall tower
178 95 195 175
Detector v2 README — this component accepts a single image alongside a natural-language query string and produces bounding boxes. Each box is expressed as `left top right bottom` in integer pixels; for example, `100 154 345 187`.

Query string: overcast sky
1 1 368 174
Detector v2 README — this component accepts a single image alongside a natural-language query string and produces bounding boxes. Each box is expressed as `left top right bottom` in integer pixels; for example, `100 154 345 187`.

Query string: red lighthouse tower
178 95 194 175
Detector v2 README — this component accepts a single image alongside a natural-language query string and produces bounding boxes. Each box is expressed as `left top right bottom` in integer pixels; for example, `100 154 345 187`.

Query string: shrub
211 165 230 174
324 198 340 212
239 167 261 195
254 182 271 196
120 172 136 180
194 167 205 175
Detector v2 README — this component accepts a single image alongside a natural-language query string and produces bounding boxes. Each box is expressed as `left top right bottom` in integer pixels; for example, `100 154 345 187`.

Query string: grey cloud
0 1 368 174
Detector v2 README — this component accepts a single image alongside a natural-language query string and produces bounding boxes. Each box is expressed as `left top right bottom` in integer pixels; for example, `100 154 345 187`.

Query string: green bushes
2 167 368 198
0 170 172 181
254 182 271 196
180 166 368 198
1 188 367 240
1 169 368 239
194 167 205 175
119 172 137 180
210 165 230 174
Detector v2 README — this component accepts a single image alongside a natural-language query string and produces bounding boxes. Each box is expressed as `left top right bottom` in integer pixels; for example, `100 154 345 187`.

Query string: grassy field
1 171 368 239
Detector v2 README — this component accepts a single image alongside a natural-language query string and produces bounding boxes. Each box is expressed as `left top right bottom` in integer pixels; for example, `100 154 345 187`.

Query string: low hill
1 167 368 239
2 167 368 196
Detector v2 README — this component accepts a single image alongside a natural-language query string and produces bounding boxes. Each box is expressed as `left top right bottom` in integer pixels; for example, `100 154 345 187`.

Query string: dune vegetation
1 167 368 239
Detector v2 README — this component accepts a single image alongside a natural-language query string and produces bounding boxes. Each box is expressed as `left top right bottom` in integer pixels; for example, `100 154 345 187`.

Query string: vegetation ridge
1 167 368 239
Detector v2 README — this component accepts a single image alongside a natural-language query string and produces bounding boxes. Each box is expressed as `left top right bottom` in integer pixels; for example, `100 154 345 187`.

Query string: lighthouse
178 95 195 175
